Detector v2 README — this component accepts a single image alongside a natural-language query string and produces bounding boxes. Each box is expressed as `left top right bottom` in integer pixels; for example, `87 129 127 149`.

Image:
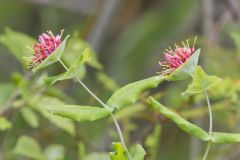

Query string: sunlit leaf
20 107 39 128
0 117 12 131
44 144 65 160
0 28 35 65
182 66 221 96
46 105 113 121
148 97 210 141
109 142 128 160
167 49 200 81
211 132 240 144
131 144 146 160
33 35 70 72
13 135 45 160
107 76 165 109
44 48 89 85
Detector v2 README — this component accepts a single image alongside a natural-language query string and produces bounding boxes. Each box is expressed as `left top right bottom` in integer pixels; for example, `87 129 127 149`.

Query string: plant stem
202 90 213 160
58 59 132 160
203 142 211 160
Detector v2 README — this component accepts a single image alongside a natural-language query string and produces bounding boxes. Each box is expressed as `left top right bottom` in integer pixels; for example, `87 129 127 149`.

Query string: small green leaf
0 28 35 65
131 144 146 160
182 66 221 96
148 97 210 141
167 49 200 81
0 117 12 131
20 107 39 128
14 135 45 160
46 105 113 121
107 76 165 109
211 132 240 144
109 142 128 160
44 48 89 85
44 144 65 160
33 35 70 72
63 36 103 70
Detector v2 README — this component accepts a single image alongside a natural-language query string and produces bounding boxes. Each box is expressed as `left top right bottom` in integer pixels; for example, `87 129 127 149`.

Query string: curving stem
58 59 132 160
202 89 213 160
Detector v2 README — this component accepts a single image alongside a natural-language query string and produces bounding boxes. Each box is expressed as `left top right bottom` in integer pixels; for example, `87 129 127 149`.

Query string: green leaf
46 105 113 121
32 35 70 72
131 144 146 160
107 76 165 109
0 117 12 131
44 48 89 85
166 49 201 81
20 107 39 128
33 96 75 136
109 142 128 160
0 83 15 106
148 97 210 141
0 28 35 65
211 132 240 144
63 36 103 70
182 66 222 96
96 72 120 92
13 135 45 160
44 144 65 160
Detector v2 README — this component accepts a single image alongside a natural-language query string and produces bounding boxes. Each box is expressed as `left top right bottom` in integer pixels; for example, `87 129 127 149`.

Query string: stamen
193 36 198 48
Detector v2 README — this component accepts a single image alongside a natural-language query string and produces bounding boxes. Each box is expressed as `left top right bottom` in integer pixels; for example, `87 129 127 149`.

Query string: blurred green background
1 0 240 160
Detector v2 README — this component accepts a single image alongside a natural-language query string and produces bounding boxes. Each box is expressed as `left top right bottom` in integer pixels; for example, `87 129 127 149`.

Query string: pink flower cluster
26 30 63 67
159 38 197 74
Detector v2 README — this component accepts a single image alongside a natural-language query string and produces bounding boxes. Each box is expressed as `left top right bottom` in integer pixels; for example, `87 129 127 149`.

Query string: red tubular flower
25 30 63 68
159 37 197 74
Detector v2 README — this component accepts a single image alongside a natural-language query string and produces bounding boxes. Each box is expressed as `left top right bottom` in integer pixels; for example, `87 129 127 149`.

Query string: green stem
203 142 211 160
58 59 132 160
202 90 213 160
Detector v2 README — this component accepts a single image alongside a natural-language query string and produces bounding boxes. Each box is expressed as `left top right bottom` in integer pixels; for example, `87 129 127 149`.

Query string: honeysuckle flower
25 30 63 68
159 37 197 75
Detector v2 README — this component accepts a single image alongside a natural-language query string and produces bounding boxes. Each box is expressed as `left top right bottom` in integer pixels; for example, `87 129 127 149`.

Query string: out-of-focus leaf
113 103 145 120
230 32 240 52
13 135 45 160
63 36 102 70
109 142 128 160
211 132 240 144
0 28 35 65
44 144 65 160
32 96 75 136
96 72 120 92
0 83 15 106
131 144 146 160
20 107 39 128
145 124 161 160
182 66 221 96
0 117 12 131
33 35 70 72
166 49 200 81
84 153 110 160
148 97 210 141
44 48 89 85
107 76 165 109
78 142 85 160
46 105 113 122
